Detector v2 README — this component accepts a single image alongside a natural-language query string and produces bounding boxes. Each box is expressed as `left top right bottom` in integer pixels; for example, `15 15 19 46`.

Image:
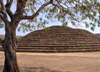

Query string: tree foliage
0 0 100 32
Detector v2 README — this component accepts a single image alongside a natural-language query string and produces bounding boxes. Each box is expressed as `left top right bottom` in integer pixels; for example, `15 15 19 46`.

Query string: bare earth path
0 52 100 72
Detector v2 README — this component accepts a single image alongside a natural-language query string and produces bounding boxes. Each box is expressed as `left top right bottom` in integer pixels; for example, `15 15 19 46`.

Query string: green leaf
18 27 21 32
85 22 89 28
91 27 94 31
92 23 96 27
82 9 85 13
62 22 68 27
40 18 42 21
0 24 4 28
45 27 50 31
93 11 96 16
71 21 75 26
98 24 100 27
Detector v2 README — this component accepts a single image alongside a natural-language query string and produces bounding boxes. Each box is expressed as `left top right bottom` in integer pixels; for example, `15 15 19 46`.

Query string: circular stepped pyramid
17 26 100 52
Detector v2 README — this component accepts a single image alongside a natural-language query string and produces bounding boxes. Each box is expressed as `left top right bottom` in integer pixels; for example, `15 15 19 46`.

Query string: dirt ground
0 52 100 72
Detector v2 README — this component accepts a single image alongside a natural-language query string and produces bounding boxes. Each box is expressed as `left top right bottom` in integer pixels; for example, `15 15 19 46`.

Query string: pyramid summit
16 26 100 52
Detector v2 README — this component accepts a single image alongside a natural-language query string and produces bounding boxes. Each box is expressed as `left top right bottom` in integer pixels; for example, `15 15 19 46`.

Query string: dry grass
0 52 100 72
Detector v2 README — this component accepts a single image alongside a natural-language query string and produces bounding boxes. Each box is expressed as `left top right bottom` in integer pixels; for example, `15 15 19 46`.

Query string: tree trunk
3 26 20 72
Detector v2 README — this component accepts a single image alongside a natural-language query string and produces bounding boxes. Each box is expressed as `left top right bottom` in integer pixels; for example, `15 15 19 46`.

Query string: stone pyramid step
16 26 100 52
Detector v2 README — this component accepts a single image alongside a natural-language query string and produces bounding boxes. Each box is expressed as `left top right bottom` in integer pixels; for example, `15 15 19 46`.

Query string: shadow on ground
0 66 70 72
0 66 3 72
20 67 70 72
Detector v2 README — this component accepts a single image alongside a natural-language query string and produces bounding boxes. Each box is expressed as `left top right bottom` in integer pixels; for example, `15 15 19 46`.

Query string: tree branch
0 10 4 15
0 0 5 10
5 0 13 19
16 0 23 14
22 1 52 19
52 0 69 11
19 0 28 16
22 0 28 9
0 5 3 15
0 0 6 21
51 0 74 20
0 14 3 20
0 38 4 47
0 1 9 24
